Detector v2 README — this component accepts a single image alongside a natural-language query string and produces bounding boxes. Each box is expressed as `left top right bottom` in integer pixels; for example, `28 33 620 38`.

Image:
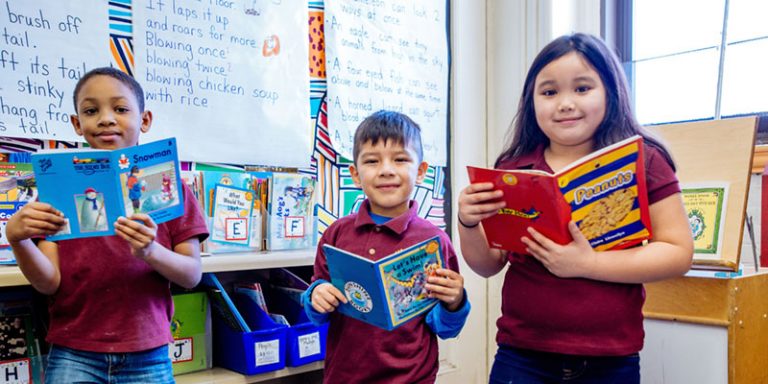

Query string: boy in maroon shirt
6 67 208 383
302 110 470 384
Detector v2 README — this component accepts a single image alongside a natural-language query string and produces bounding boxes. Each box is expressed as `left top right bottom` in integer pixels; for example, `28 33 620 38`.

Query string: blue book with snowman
324 236 444 331
31 138 183 241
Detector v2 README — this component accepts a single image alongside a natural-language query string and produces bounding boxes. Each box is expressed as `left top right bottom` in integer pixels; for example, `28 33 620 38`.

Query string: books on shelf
31 138 184 241
0 291 44 383
324 236 444 331
467 135 650 254
0 163 36 264
267 173 316 251
197 170 268 254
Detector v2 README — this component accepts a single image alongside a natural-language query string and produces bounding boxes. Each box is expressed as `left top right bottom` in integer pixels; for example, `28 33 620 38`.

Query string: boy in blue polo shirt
301 110 470 384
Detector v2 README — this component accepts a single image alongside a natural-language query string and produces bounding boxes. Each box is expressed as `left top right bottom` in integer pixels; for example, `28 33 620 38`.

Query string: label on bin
298 332 321 358
255 340 280 366
170 338 193 363
0 358 31 383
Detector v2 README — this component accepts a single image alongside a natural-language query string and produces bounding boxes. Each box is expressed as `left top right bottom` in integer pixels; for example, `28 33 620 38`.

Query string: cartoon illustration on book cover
269 173 316 250
77 187 107 233
381 239 442 320
119 162 179 215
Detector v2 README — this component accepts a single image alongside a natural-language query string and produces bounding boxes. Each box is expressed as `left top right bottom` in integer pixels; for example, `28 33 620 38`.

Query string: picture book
0 163 36 264
31 139 184 241
210 184 255 247
324 236 444 331
199 170 268 253
467 135 650 254
681 183 729 262
268 173 316 251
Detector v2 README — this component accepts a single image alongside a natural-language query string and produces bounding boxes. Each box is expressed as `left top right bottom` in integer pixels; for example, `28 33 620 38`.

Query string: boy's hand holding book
5 202 67 244
425 268 465 311
310 283 348 314
114 214 158 261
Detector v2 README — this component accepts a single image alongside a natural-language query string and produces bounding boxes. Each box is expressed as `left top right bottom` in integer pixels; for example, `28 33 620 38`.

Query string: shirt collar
500 145 548 171
354 199 419 235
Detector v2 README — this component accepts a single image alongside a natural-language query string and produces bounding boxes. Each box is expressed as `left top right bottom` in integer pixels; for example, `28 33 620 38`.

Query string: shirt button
375 227 381 232
369 248 376 255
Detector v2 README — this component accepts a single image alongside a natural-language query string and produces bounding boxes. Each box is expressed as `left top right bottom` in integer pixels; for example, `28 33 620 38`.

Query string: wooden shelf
175 362 323 384
0 249 316 288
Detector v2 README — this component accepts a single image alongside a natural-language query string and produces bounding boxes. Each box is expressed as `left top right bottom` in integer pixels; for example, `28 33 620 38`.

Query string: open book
467 135 650 254
324 236 444 331
32 138 184 240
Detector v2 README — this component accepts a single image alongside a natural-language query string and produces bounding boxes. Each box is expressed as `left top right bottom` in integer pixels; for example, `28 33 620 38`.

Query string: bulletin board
648 116 757 271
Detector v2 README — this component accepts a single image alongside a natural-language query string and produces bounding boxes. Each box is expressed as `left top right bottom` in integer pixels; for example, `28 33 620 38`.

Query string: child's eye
541 89 557 97
82 108 97 115
395 157 411 163
115 107 130 113
363 159 378 164
575 86 592 93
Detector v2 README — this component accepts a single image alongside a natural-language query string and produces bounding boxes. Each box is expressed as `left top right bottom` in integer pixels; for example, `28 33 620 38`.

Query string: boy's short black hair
353 110 423 164
72 67 145 113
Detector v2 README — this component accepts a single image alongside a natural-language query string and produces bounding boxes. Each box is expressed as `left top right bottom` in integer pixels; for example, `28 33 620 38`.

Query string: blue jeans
489 345 640 384
45 344 174 384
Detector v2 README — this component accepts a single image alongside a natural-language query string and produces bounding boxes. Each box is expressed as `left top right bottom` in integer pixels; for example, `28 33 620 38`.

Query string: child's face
70 75 151 150
533 51 606 153
350 139 428 218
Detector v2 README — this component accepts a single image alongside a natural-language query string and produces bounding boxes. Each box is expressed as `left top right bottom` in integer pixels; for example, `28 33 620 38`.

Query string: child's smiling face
350 138 428 218
70 75 152 150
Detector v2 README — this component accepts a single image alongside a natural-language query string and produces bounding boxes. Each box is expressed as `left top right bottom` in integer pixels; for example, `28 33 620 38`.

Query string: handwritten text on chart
0 1 109 140
326 0 448 165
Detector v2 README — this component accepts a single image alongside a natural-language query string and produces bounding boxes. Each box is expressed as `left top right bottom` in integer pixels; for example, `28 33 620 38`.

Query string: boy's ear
70 114 84 137
349 164 363 188
415 161 428 184
140 110 153 133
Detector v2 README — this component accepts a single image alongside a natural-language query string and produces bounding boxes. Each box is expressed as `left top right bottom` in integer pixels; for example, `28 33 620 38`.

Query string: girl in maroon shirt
458 33 693 383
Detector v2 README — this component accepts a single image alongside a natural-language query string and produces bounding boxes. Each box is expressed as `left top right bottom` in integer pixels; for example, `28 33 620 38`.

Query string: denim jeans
489 345 640 384
45 344 174 384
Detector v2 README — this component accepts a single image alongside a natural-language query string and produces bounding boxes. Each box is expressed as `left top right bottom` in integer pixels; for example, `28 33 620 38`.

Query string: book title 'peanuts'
573 171 634 205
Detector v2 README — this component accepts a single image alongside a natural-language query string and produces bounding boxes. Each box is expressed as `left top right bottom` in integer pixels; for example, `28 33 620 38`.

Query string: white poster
134 0 311 166
326 0 448 166
0 0 111 141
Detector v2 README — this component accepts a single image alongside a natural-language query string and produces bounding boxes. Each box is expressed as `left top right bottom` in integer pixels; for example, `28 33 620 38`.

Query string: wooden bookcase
0 250 324 384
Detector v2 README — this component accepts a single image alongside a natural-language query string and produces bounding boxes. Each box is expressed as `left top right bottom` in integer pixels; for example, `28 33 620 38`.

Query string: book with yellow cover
467 135 650 254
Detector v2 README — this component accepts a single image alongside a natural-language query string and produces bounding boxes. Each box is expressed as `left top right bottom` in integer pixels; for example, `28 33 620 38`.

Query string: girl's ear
349 163 363 188
70 114 84 137
140 110 153 133
415 161 428 184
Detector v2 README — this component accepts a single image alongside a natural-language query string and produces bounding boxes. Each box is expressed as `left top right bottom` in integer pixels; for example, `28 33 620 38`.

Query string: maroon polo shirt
312 200 459 384
495 141 680 356
46 183 208 352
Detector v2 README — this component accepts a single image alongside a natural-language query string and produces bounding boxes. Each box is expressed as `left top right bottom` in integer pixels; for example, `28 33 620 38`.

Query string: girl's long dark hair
495 33 674 170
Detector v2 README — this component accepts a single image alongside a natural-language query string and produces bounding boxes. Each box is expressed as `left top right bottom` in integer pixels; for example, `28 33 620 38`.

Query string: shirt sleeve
425 289 471 339
301 279 331 326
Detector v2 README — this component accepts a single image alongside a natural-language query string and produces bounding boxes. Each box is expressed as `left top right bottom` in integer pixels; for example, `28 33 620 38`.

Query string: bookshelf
0 249 316 288
0 249 322 382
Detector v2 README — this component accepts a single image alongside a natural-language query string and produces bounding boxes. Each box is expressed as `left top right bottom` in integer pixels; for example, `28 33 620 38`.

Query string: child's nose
558 97 575 113
98 111 117 126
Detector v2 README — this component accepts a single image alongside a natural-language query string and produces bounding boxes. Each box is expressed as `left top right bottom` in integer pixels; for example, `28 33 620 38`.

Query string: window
611 0 768 143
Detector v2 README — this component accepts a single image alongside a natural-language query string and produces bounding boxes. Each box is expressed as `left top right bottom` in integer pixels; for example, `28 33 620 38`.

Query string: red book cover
467 136 650 254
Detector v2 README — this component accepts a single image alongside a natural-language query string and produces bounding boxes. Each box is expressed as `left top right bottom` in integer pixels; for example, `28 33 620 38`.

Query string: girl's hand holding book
521 221 597 279
458 182 505 228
